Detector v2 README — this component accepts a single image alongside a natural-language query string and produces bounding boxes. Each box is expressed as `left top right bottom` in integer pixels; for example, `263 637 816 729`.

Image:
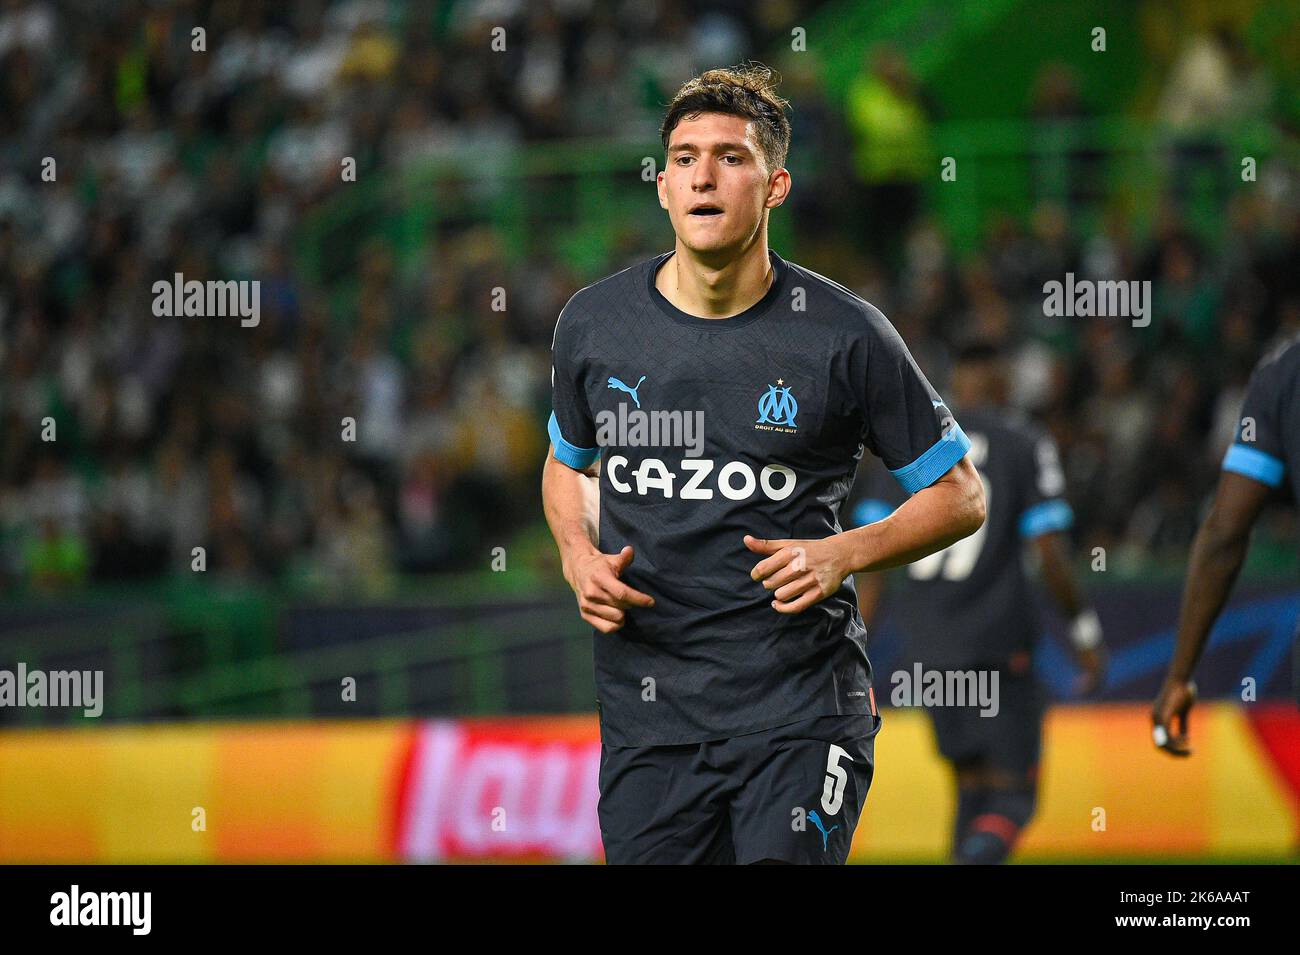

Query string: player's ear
656 169 668 210
765 167 791 209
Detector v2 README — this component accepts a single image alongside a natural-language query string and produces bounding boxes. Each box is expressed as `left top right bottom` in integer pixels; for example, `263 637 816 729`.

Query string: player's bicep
1207 470 1274 541
928 455 986 530
544 443 601 478
1221 443 1285 491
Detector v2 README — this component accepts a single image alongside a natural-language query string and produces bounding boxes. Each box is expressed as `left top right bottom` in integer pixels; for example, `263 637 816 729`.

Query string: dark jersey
1222 334 1300 505
847 405 1073 669
550 249 970 746
1221 335 1300 704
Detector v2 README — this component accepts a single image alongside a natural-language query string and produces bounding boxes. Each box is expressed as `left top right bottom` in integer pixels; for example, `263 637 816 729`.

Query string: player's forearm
1166 512 1251 683
542 449 602 586
838 461 985 575
1037 532 1084 617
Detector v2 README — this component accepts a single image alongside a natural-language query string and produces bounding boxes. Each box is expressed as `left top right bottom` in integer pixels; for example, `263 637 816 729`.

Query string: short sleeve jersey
1222 335 1300 504
550 249 971 745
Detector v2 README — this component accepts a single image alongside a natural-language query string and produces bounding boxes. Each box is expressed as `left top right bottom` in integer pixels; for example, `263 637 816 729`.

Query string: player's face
658 113 789 257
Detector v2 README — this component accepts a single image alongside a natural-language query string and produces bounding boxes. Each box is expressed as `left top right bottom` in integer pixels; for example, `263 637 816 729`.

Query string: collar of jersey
648 249 788 330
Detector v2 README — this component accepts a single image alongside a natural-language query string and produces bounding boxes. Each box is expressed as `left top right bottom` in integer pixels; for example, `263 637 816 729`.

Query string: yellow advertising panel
1 706 1295 863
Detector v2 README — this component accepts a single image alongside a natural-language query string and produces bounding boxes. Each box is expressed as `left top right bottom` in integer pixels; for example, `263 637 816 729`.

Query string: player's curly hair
659 63 792 173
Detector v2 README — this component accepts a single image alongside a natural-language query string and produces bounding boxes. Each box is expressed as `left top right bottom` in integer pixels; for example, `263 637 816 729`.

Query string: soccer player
541 64 986 865
850 341 1106 864
1153 333 1300 756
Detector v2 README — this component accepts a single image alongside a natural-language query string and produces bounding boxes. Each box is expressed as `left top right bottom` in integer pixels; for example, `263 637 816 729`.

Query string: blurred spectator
1157 26 1273 211
845 44 934 266
1029 62 1104 211
0 0 1296 598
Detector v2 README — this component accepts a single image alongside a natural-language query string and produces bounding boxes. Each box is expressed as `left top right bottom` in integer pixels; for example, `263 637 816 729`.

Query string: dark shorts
926 671 1044 777
598 713 881 865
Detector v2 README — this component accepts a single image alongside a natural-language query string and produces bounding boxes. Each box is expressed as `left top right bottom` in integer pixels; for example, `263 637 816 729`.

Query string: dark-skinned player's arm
1033 530 1106 695
1151 470 1272 756
543 447 654 635
747 455 985 614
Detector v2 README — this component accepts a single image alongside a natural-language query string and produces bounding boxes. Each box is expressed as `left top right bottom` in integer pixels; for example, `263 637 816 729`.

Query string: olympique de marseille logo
755 380 798 433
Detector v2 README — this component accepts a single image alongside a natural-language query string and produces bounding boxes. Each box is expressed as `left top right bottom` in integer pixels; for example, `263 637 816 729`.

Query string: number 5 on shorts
821 744 852 815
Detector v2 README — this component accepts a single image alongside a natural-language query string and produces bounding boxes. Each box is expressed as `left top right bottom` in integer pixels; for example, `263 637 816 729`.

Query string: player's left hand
1151 678 1197 758
744 534 848 614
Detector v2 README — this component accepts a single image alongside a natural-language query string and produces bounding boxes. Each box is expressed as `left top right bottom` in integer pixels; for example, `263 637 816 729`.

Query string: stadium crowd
0 0 1297 594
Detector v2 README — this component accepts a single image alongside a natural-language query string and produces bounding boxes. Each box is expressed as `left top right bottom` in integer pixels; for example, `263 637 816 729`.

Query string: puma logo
808 809 839 851
607 375 647 409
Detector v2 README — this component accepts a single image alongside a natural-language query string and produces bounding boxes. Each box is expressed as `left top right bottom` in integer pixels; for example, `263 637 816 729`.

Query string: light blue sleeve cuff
1222 444 1284 488
889 424 972 494
851 498 895 527
1019 499 1075 538
548 411 600 469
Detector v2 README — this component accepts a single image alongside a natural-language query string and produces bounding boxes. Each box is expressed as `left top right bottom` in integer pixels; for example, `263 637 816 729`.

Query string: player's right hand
1151 678 1197 758
566 545 655 634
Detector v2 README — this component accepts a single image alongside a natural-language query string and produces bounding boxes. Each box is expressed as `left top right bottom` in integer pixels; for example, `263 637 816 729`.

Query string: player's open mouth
689 206 723 216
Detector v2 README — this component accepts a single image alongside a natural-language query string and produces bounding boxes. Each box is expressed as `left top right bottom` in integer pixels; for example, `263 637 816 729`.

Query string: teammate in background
851 341 1106 864
541 64 986 864
1153 334 1300 756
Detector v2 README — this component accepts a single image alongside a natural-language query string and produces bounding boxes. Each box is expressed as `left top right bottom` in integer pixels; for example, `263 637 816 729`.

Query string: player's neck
656 237 774 319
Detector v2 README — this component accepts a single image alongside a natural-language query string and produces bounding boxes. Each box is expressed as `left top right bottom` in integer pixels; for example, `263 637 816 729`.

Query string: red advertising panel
396 716 603 862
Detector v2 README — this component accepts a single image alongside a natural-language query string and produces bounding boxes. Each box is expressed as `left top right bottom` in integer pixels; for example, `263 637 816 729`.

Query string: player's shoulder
1241 333 1300 418
552 254 663 341
781 256 893 335
560 254 660 315
1251 332 1300 384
